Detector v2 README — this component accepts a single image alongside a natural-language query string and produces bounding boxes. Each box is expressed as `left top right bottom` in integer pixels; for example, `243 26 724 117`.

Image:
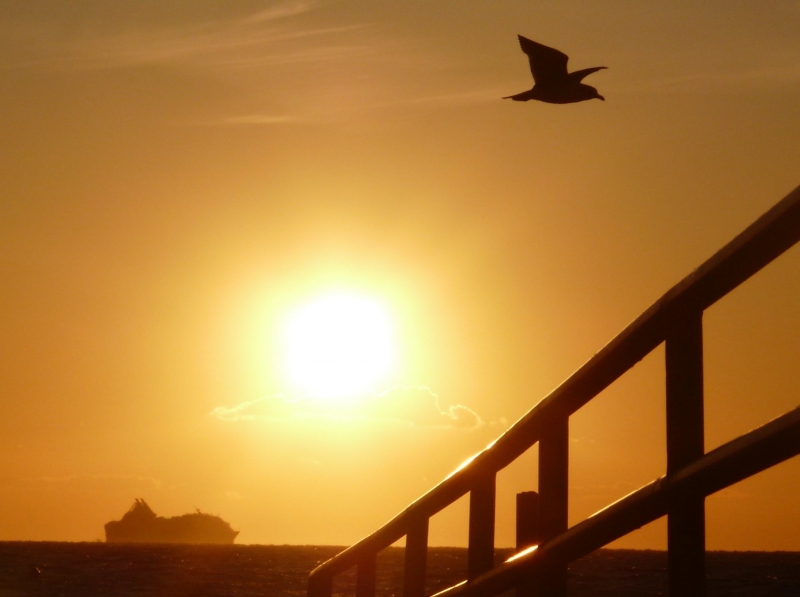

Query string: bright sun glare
282 292 396 400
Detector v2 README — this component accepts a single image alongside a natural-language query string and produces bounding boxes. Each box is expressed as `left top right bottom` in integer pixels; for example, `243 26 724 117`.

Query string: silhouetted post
356 552 377 597
403 517 429 597
666 310 706 597
516 491 540 550
516 491 540 597
538 415 568 597
468 470 496 580
307 573 333 597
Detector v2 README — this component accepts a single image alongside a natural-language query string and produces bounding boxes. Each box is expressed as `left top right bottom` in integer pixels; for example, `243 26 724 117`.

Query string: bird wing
517 35 569 84
567 66 608 83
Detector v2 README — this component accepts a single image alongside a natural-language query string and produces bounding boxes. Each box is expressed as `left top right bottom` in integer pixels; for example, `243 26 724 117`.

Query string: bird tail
503 91 533 101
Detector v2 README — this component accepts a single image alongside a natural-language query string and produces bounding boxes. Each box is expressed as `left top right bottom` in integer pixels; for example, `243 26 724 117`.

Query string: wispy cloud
0 2 403 78
0 1 327 69
367 385 484 430
215 114 300 125
243 0 322 25
644 64 800 92
211 395 299 422
211 386 485 430
380 89 506 108
1 22 363 73
0 2 467 121
35 473 162 488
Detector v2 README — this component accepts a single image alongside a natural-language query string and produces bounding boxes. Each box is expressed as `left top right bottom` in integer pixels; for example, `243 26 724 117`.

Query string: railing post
307 573 333 597
356 552 377 597
468 470 496 580
516 491 540 597
516 491 540 550
403 516 429 597
666 310 706 597
538 415 569 597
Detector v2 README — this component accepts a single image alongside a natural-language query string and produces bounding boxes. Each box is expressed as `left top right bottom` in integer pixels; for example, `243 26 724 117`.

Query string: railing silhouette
307 184 800 597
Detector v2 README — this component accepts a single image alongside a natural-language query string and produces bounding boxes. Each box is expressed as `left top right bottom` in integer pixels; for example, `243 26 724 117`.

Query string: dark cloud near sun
211 386 484 430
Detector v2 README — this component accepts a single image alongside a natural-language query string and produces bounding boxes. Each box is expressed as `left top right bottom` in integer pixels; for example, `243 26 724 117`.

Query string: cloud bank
211 386 484 430
366 385 483 430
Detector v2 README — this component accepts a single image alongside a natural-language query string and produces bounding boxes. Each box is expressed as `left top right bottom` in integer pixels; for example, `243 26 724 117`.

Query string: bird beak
598 94 605 101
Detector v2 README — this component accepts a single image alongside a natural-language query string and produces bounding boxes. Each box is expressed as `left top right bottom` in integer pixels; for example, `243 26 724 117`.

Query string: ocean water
0 543 798 597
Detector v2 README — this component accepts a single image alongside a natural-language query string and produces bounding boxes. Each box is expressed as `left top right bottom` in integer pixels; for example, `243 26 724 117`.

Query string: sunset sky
1 1 799 550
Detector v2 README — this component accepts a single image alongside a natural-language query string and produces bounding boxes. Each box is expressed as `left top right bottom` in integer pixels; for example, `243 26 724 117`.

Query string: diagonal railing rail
307 183 800 597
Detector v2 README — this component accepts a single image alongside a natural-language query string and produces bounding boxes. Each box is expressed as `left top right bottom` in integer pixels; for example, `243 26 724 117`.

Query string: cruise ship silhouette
105 499 239 544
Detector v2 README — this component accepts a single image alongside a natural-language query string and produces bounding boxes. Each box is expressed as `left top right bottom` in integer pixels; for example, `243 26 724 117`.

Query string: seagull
504 35 607 104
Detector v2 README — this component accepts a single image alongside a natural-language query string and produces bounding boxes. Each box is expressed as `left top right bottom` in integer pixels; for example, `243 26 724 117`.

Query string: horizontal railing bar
430 404 800 597
308 183 800 584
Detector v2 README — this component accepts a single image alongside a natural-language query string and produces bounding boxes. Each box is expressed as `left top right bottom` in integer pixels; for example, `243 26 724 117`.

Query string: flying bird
504 35 607 104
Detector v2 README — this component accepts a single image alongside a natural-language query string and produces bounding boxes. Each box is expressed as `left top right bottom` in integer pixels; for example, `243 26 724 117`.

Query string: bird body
504 36 606 104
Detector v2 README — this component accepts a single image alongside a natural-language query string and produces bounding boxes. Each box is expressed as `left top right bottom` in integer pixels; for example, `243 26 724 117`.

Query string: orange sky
1 1 799 550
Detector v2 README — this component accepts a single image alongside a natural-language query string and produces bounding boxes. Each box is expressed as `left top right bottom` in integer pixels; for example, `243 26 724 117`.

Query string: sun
281 291 396 400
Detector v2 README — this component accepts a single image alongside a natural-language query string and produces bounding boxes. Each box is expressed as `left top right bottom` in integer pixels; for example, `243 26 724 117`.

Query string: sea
1 543 798 597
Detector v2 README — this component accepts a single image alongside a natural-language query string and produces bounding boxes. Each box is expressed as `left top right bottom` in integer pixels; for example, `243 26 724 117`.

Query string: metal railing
307 184 800 597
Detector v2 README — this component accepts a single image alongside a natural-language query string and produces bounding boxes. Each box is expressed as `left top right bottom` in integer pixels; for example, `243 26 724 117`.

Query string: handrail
307 182 800 597
430 404 800 597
